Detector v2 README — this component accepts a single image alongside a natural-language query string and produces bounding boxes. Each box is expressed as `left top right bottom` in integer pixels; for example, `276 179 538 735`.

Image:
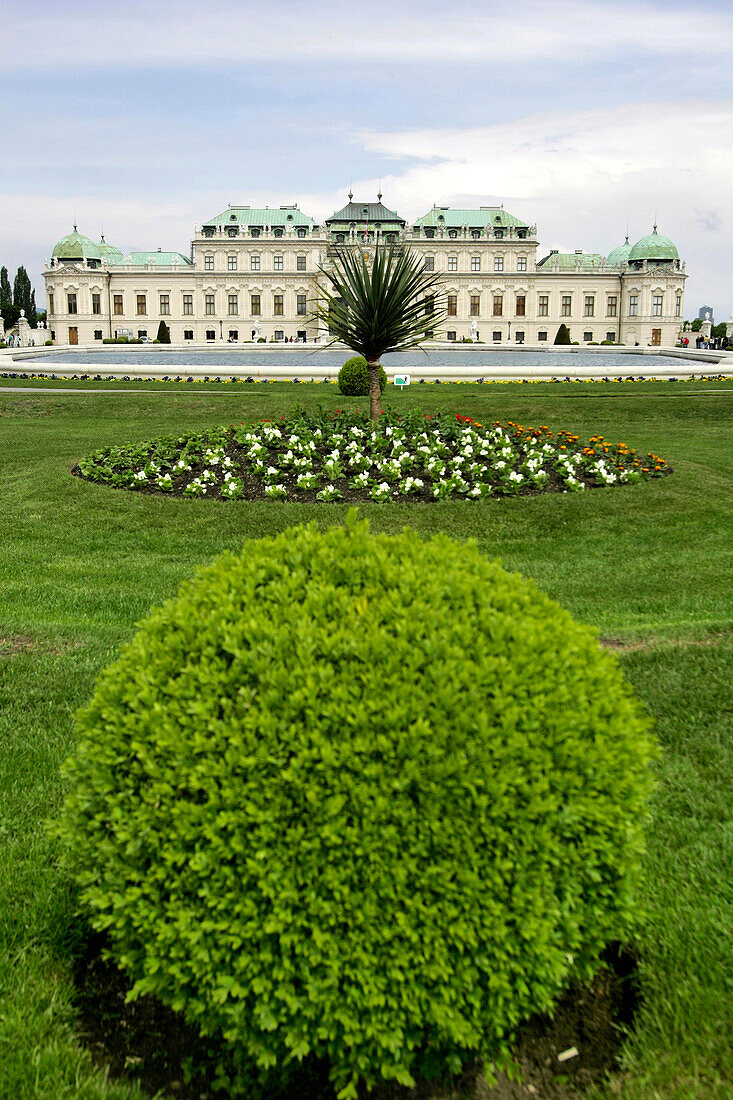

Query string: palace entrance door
68 327 78 345
651 328 661 346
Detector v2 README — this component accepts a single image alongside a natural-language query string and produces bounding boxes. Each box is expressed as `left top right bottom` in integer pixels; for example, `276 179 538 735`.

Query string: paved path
2 386 731 398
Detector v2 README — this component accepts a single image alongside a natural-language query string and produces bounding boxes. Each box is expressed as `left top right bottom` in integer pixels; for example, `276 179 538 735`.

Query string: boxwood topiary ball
59 519 655 1097
337 355 388 396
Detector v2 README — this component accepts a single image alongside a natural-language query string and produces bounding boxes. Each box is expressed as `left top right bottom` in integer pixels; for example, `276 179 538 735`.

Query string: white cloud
4 0 733 69
3 100 732 317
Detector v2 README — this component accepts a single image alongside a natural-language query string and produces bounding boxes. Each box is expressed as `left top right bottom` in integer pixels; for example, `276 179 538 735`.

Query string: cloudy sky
2 0 732 316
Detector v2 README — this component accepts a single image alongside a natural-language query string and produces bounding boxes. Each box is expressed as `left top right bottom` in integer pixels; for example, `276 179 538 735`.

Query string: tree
313 246 447 419
554 323 571 345
0 267 19 331
156 320 171 343
690 318 703 332
12 266 37 326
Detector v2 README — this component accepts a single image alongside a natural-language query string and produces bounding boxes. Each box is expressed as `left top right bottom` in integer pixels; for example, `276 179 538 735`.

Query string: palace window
653 294 663 316
229 330 239 340
296 255 306 271
538 294 548 316
448 229 458 239
94 330 102 340
273 228 283 238
274 330 284 340
183 294 193 315
494 228 504 239
606 332 616 342
561 295 572 316
67 293 77 314
517 256 527 272
296 294 307 315
273 294 284 316
583 331 593 341
470 295 480 316
297 228 307 238
607 295 617 317
205 293 215 316
113 294 123 315
274 255 284 271
448 255 457 271
251 255 260 271
92 293 101 315
184 329 194 340
517 229 527 239
204 255 214 270
471 256 481 272
424 256 434 272
516 295 526 317
48 292 54 315
447 330 456 340
493 295 503 316
447 294 457 316
227 255 237 271
494 255 504 272
538 331 548 341
424 295 435 315
228 293 238 316
471 229 481 239
159 294 170 316
226 227 238 238
515 331 525 343
202 227 215 237
493 330 502 342
629 294 638 316
675 294 682 317
136 294 146 316
206 329 215 340
250 228 260 238
425 229 435 239
251 294 261 316
584 295 595 317
137 330 148 339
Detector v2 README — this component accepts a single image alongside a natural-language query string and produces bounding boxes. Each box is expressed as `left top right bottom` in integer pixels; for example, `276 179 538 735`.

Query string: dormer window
297 228 307 238
425 229 435 239
494 229 504 239
437 215 444 223
202 227 215 237
471 229 481 239
336 233 345 243
517 229 527 239
250 227 260 238
448 229 458 239
227 227 238 237
230 214 237 221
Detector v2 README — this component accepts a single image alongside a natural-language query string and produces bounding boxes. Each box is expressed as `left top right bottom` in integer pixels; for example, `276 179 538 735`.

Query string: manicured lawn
1 379 731 1098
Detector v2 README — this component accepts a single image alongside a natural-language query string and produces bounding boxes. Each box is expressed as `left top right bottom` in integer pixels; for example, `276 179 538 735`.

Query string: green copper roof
606 235 632 266
414 206 529 229
628 226 679 262
52 227 102 261
123 251 192 267
204 205 316 228
98 235 125 265
326 198 405 227
536 251 606 269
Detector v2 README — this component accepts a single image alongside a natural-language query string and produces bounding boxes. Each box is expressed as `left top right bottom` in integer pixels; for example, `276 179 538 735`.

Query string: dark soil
73 937 638 1100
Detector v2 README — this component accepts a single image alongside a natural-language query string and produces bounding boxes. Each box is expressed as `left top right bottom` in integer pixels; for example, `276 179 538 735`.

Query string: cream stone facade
43 197 686 347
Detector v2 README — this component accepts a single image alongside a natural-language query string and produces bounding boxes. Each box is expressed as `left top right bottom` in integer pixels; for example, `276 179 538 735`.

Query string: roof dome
606 234 632 266
51 226 102 262
628 225 679 263
98 234 124 265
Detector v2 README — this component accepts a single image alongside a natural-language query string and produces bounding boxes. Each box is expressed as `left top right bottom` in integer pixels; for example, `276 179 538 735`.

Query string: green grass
1 380 732 1098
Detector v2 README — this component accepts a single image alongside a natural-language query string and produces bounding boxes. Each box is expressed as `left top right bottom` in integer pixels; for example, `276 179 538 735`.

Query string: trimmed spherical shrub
58 519 655 1098
337 355 388 396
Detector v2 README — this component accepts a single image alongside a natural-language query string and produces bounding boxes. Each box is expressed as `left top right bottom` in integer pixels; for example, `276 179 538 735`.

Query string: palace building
44 194 686 347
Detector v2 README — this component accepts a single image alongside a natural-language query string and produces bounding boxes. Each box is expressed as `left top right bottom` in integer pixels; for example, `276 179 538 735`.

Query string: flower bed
74 408 672 502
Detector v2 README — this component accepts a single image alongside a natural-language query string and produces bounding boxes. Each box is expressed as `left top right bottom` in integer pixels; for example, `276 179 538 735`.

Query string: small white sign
394 374 411 387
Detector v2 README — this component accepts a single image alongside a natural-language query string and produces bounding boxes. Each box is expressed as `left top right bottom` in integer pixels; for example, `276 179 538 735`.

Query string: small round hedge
337 355 387 396
59 519 655 1097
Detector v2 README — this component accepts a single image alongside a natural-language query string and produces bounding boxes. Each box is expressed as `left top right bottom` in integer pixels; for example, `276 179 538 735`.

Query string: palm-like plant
312 245 447 418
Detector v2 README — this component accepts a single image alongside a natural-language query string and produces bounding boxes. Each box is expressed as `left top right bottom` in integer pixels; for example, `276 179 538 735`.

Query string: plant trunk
367 360 381 421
